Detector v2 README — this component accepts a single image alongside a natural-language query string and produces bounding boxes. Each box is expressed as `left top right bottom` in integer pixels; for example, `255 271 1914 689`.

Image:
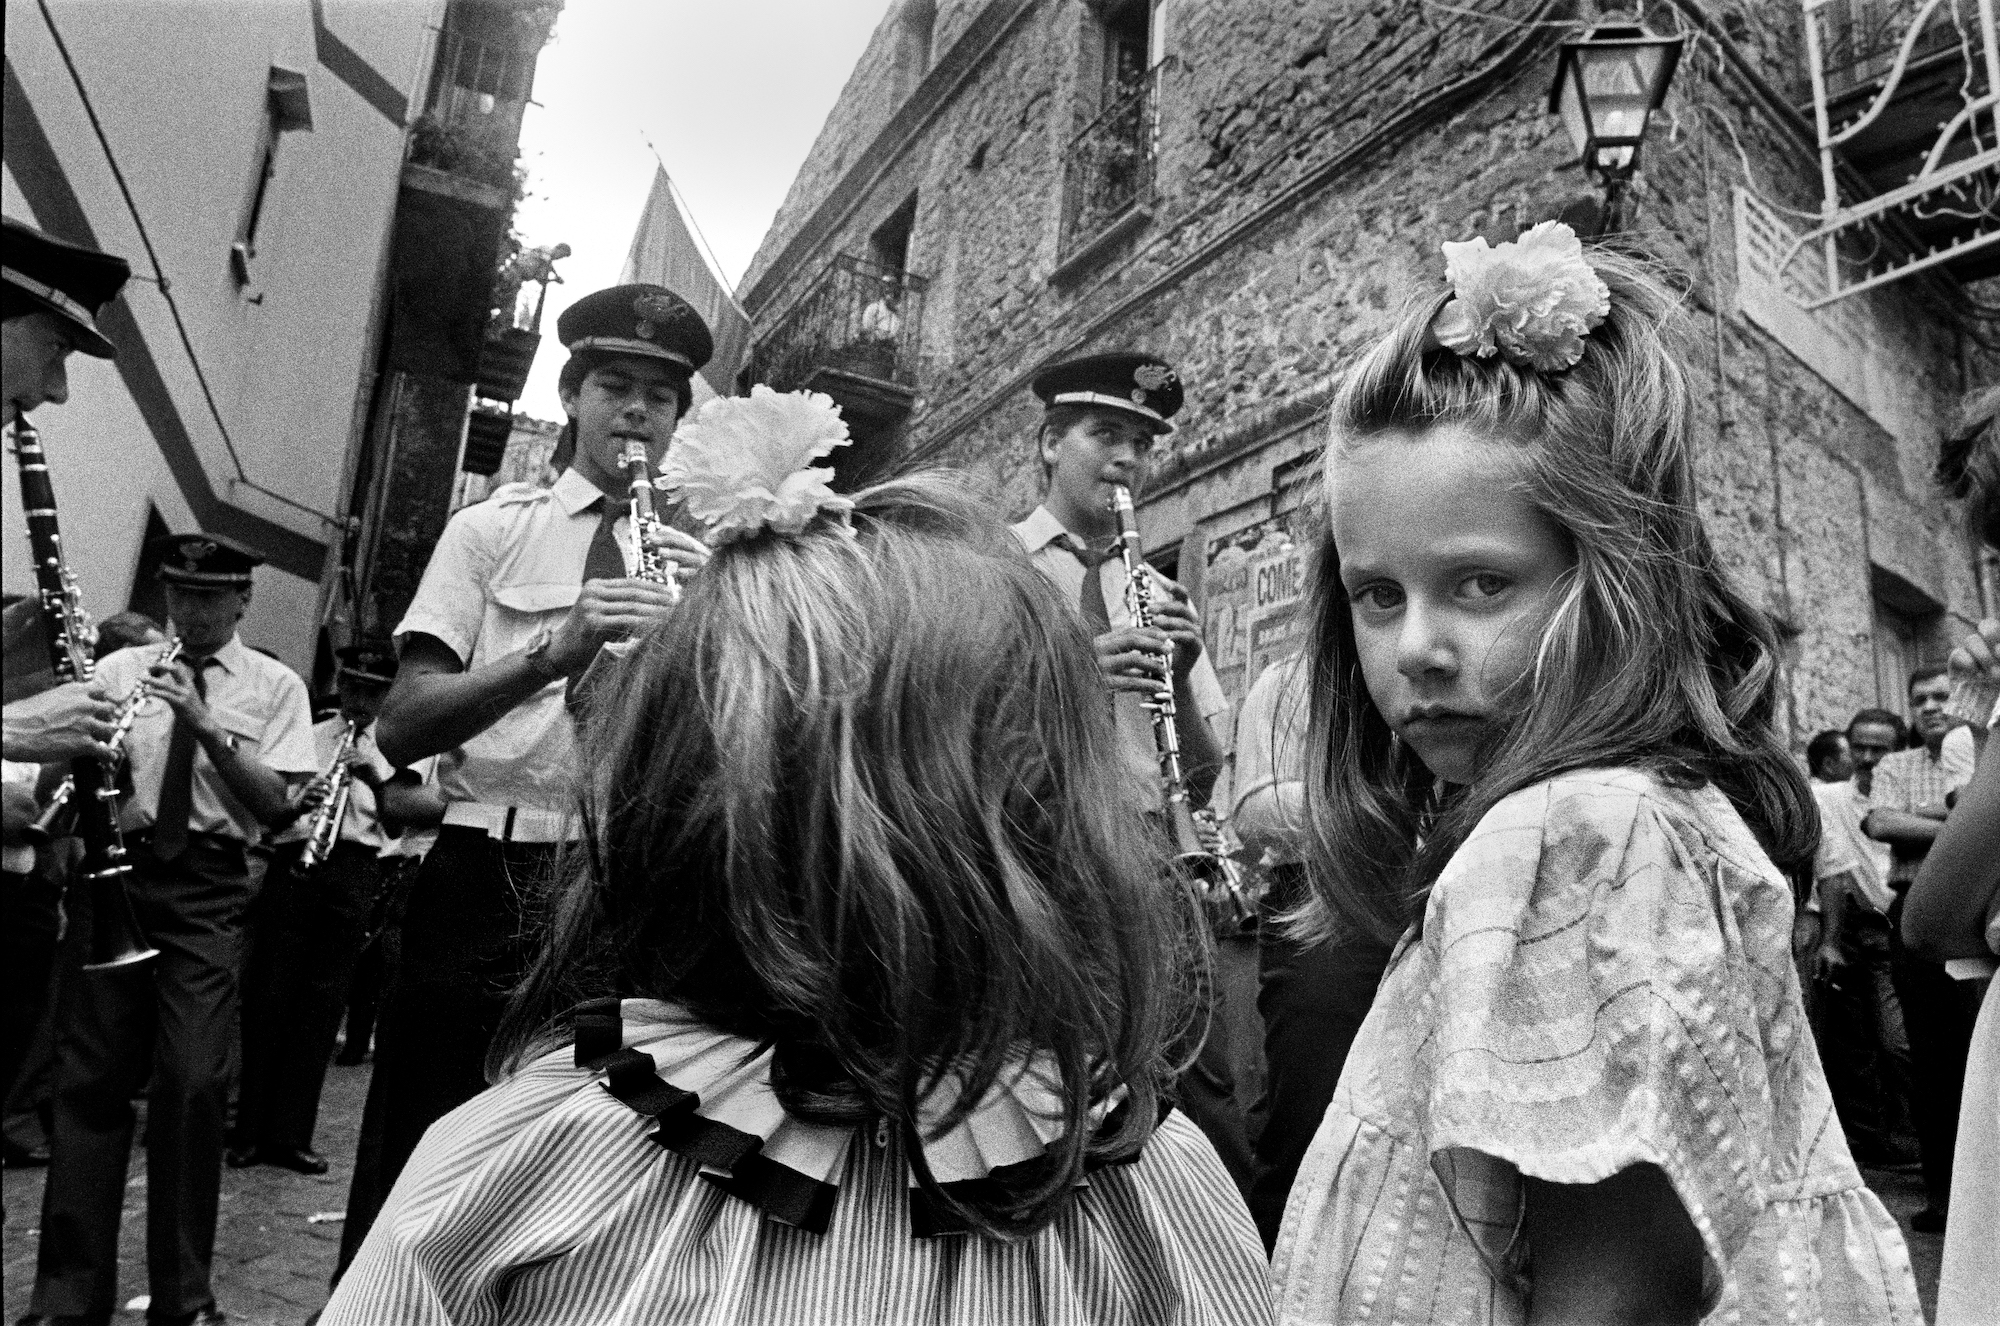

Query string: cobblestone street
3 1062 367 1326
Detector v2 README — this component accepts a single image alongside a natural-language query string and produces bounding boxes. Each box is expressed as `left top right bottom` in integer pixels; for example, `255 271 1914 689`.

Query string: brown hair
494 471 1196 1236
1298 247 1816 944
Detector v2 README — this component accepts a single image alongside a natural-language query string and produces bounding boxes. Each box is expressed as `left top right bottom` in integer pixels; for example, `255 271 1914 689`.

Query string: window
232 66 313 286
1869 564 1945 711
869 194 917 277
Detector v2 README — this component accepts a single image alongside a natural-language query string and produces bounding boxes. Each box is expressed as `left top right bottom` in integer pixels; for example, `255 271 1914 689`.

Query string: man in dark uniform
27 534 316 1326
336 284 713 1277
231 642 441 1176
3 218 130 1176
1007 352 1255 1195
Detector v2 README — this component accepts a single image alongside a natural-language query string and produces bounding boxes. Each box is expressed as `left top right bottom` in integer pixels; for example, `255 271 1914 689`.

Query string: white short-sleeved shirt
276 717 398 853
98 634 317 844
1810 777 1895 914
393 468 632 817
1229 653 1308 864
1010 505 1228 806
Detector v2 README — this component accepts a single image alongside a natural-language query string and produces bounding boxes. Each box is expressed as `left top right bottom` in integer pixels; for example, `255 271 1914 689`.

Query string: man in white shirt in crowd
1865 667 1979 1231
1806 719 1915 1168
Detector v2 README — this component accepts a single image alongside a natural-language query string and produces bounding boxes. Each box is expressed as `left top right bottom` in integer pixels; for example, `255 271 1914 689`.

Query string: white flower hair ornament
656 385 855 544
1428 221 1611 373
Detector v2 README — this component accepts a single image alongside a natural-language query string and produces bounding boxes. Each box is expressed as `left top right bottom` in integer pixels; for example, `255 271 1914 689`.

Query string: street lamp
1548 14 1684 234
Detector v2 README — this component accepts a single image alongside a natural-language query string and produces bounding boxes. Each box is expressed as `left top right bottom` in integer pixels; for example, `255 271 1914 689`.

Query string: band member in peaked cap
1009 351 1253 1197
2 215 131 423
29 531 317 1325
334 282 713 1279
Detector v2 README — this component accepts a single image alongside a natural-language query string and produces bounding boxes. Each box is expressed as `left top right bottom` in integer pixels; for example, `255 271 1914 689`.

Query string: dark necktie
581 496 626 585
152 655 215 861
1066 537 1116 633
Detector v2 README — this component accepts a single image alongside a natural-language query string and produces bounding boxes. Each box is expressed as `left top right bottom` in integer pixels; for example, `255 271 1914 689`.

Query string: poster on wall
1203 516 1305 710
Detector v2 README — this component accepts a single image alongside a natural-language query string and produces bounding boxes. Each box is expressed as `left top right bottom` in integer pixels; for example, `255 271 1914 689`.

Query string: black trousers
236 839 382 1152
1812 907 1915 1159
1248 866 1392 1249
338 854 419 1062
1888 893 1980 1209
335 827 555 1279
31 834 254 1320
1 858 63 1106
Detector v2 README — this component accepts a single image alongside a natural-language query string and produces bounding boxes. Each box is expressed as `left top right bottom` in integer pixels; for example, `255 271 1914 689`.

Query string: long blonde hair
1300 248 1815 944
497 471 1197 1237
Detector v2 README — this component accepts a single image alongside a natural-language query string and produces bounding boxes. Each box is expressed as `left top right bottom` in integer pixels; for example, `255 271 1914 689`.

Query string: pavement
3 1061 367 1326
1 1053 1951 1324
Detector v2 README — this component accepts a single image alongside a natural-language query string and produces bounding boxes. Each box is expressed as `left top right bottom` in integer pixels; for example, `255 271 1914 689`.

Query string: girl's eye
1459 572 1510 600
1350 583 1403 612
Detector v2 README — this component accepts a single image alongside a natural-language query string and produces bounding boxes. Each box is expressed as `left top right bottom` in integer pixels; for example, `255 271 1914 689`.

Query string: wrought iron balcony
1057 65 1164 266
758 254 926 397
406 32 533 191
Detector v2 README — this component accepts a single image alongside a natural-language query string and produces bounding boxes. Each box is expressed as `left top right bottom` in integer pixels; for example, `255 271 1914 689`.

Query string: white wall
3 0 445 677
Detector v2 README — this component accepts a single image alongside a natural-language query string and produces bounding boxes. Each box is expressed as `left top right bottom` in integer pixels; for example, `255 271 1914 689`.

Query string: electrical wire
35 0 343 530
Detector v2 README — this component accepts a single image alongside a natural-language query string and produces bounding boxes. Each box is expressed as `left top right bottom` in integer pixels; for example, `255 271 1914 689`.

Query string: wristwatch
523 628 565 684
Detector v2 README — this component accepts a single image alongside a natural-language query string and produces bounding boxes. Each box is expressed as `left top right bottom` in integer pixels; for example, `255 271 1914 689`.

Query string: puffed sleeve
393 504 499 668
1419 771 1785 1313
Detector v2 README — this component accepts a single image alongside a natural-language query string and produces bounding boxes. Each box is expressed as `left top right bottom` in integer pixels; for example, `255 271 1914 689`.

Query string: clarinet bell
82 863 160 970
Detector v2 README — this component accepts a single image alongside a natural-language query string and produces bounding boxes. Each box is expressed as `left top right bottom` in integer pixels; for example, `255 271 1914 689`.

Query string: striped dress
324 999 1273 1325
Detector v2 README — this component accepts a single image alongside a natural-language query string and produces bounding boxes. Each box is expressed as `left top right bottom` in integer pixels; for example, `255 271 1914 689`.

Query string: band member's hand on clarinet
545 577 682 675
1144 569 1206 679
644 522 712 578
1093 625 1175 695
148 657 217 734
1 680 118 761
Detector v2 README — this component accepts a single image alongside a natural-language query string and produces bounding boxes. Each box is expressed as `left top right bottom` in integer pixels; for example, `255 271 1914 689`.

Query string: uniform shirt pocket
487 581 581 662
209 704 263 757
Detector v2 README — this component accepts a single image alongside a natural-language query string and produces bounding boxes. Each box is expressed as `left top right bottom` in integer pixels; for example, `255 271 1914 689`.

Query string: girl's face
1328 424 1575 785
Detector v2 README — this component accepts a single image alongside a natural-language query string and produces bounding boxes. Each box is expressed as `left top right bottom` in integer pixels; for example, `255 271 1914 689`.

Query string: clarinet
26 638 184 844
10 415 159 969
296 718 359 874
1108 484 1254 927
623 438 679 598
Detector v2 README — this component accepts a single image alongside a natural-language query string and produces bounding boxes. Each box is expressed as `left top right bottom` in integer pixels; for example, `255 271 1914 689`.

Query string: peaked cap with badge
3 216 132 359
1031 352 1184 436
151 532 263 588
557 283 714 376
335 640 398 687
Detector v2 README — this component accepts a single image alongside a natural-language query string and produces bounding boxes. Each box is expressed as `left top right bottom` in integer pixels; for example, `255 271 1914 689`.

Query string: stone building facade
740 0 1996 756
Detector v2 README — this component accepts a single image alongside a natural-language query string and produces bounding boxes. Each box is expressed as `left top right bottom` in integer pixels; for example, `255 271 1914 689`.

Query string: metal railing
1058 64 1165 261
758 255 928 392
1809 0 1959 100
406 32 532 188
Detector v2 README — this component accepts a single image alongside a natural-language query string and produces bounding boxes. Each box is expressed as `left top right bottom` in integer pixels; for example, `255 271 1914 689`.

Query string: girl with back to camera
1269 226 1921 1324
322 389 1272 1325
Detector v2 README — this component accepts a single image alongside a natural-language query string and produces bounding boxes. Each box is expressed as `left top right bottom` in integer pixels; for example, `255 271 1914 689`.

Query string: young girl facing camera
1270 228 1921 1324
322 392 1271 1325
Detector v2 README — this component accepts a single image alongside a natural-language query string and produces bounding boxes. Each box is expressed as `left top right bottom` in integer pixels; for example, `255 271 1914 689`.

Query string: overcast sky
511 0 893 420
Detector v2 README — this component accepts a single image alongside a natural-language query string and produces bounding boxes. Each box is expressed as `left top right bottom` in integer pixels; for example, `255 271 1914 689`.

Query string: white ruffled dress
324 998 1272 1325
1271 769 1922 1325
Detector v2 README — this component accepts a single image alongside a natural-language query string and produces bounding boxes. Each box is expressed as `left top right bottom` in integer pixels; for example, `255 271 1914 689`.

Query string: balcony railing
406 32 532 190
1810 0 1958 100
758 255 928 394
1058 65 1163 262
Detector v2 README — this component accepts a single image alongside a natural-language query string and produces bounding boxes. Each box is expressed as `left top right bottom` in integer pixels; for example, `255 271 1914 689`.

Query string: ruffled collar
570 997 1140 1237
